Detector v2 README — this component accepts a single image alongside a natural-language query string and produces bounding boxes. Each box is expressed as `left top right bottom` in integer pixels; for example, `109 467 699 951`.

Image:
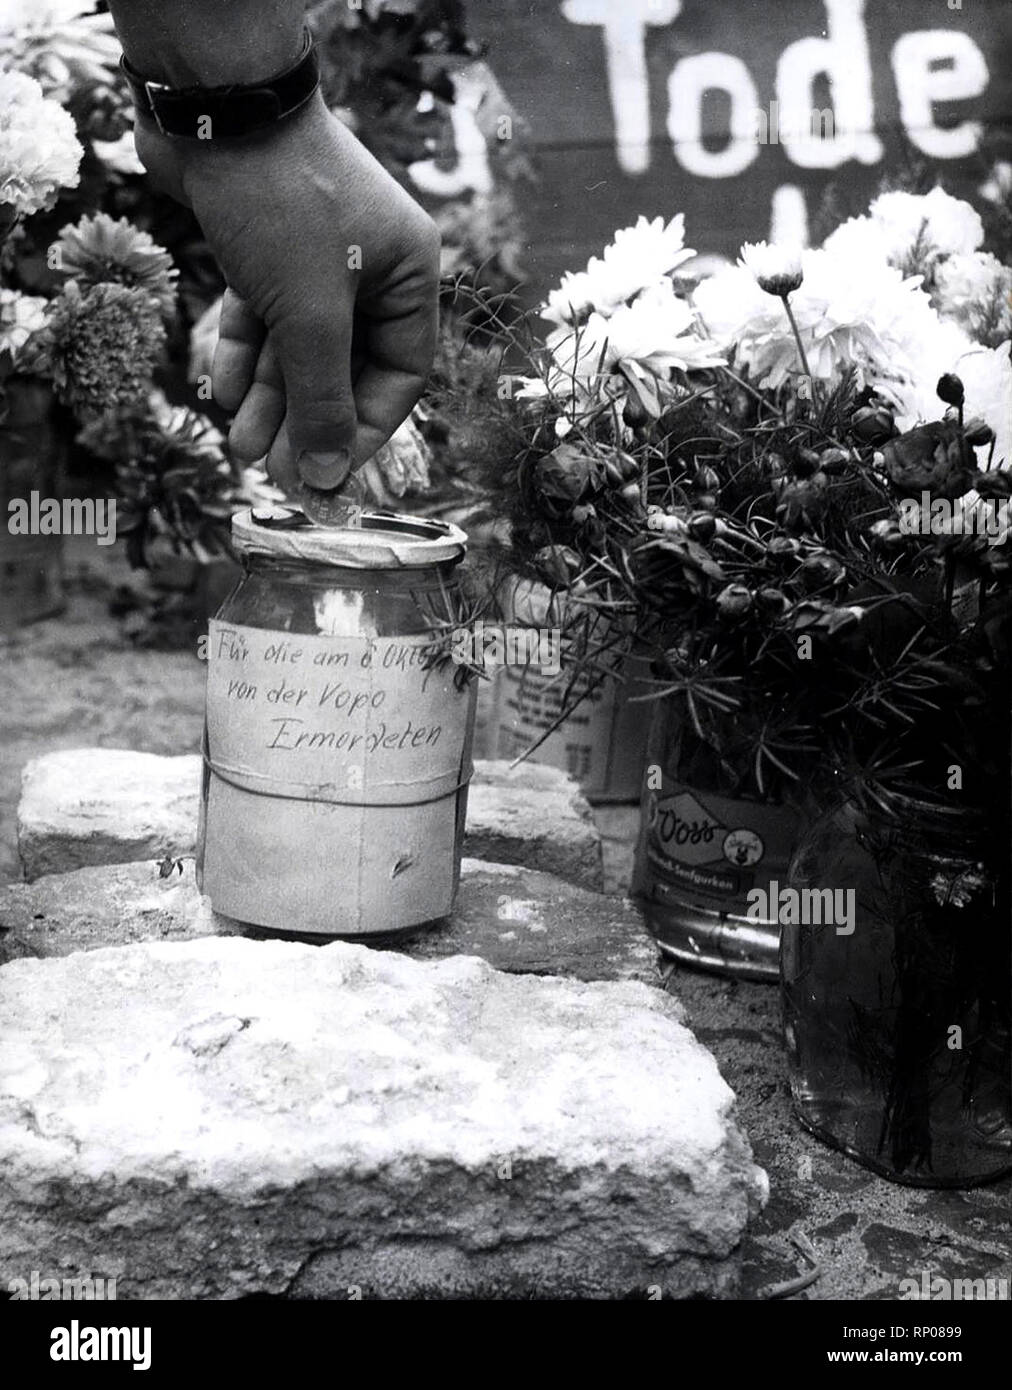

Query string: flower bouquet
467 187 1011 1184
0 52 278 634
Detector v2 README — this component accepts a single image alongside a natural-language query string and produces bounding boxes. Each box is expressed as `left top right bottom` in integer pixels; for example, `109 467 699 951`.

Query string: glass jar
0 377 66 627
631 698 800 980
197 507 475 941
488 576 652 802
782 794 1012 1187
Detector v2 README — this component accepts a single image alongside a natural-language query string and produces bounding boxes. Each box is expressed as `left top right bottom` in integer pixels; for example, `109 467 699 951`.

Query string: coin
298 473 369 528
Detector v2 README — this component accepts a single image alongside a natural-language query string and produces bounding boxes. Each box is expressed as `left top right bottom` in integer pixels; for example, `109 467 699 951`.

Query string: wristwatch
121 29 320 140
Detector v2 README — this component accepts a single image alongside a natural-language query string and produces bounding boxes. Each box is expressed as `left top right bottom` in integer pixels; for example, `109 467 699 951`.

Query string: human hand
136 95 440 500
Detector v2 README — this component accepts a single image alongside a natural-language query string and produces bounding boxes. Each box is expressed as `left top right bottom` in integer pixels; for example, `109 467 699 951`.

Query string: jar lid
231 507 468 569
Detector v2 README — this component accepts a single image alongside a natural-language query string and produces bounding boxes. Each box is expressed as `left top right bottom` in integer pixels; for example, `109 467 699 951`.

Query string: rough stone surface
664 966 1012 1301
16 751 603 891
0 858 657 986
0 860 228 964
17 750 201 882
0 936 767 1299
467 759 603 890
408 860 659 985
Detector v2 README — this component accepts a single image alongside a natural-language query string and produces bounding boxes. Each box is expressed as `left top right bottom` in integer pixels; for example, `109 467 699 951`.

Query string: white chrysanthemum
0 70 82 217
0 2 120 101
739 240 804 297
694 246 942 395
522 278 722 413
542 215 696 326
824 187 984 279
932 251 1012 347
0 288 47 361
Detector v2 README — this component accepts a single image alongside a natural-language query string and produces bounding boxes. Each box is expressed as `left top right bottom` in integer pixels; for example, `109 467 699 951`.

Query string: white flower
957 342 1011 471
542 215 696 326
0 288 47 361
979 162 1012 208
694 246 942 395
0 2 120 102
739 240 804 297
91 130 145 177
0 70 82 218
237 467 286 509
932 252 1012 347
532 277 722 413
824 187 984 280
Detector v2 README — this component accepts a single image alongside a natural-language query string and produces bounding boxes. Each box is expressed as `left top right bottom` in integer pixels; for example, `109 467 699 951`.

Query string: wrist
108 2 304 87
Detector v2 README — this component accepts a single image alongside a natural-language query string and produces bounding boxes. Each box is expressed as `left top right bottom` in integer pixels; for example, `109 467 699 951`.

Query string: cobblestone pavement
2 547 1009 1301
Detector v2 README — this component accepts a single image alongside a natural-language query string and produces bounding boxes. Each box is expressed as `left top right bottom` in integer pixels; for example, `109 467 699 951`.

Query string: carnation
824 187 984 283
0 288 47 365
28 280 166 420
0 70 82 218
0 2 121 102
542 215 697 327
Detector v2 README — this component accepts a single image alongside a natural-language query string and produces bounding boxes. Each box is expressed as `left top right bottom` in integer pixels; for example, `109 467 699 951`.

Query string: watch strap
122 31 320 140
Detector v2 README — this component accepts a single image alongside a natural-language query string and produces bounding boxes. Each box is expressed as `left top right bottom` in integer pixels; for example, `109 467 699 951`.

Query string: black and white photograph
0 0 1010 1353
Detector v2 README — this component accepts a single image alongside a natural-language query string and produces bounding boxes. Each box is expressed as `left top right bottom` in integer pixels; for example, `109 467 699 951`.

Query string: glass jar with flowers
472 190 1011 1184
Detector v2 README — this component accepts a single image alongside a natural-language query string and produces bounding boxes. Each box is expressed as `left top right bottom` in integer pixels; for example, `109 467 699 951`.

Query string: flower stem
780 293 812 382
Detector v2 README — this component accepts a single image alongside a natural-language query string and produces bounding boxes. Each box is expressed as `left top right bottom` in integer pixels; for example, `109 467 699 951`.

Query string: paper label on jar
205 620 472 807
642 781 799 910
492 663 649 799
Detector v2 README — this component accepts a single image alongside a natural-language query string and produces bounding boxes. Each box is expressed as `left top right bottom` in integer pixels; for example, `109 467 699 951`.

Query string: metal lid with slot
232 507 469 569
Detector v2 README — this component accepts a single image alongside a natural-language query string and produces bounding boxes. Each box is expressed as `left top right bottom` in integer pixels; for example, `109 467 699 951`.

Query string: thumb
273 303 358 491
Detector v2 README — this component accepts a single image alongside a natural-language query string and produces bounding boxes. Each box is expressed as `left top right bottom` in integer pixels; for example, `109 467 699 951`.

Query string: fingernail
297 448 352 490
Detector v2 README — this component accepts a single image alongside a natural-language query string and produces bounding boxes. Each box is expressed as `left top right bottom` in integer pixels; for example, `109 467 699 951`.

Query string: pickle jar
197 507 475 941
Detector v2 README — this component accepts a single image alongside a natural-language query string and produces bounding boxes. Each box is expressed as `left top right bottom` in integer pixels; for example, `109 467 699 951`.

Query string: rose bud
715 583 754 619
694 465 720 492
756 586 789 615
615 451 640 481
818 447 850 475
571 503 596 525
851 404 896 445
880 422 974 500
619 481 643 506
533 545 582 586
793 447 822 478
688 512 717 542
964 418 995 447
936 373 965 407
767 536 802 560
799 552 846 590
623 395 650 429
695 493 718 511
